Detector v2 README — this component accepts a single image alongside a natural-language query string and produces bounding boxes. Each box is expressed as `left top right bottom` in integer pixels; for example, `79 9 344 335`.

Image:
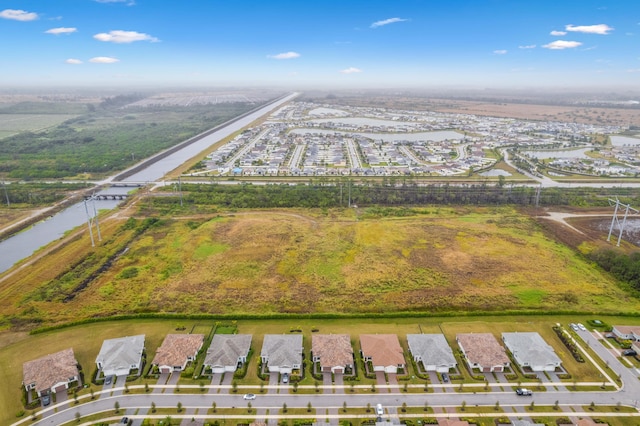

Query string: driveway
334 372 344 394
268 372 279 393
322 371 332 391
154 372 169 394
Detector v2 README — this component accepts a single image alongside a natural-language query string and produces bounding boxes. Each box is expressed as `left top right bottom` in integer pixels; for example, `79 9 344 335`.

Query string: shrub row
552 326 584 363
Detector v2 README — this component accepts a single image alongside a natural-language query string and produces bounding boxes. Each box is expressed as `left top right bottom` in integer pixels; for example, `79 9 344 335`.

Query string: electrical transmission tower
84 195 102 247
607 198 638 247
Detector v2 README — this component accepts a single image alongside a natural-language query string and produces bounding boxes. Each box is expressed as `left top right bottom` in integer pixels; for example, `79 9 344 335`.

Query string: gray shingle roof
407 334 456 366
95 335 145 371
261 334 303 367
205 334 252 367
502 332 561 367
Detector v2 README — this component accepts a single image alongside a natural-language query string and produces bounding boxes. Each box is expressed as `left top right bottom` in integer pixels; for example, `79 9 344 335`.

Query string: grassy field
0 114 79 139
1 206 639 328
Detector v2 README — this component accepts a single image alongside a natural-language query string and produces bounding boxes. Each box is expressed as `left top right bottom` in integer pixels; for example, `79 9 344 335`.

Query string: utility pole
91 196 102 242
1 181 9 207
608 197 638 247
83 194 103 247
84 198 95 247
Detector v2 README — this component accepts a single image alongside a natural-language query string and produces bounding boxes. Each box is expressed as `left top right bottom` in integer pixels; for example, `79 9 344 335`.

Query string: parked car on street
243 393 256 400
516 388 533 396
622 349 637 356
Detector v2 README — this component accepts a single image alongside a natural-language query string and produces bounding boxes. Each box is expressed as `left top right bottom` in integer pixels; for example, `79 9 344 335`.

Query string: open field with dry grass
1 206 638 330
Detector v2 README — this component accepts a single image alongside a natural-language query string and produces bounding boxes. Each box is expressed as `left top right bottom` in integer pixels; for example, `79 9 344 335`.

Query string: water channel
0 93 298 273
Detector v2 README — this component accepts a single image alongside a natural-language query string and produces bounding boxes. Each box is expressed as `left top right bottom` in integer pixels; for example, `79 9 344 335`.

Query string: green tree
282 403 287 413
307 401 312 412
177 401 183 412
151 401 156 413
114 401 120 413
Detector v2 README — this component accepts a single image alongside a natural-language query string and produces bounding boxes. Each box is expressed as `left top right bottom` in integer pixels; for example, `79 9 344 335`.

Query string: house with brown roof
312 334 353 374
152 334 205 373
612 325 640 341
456 333 510 373
360 334 405 373
23 348 80 397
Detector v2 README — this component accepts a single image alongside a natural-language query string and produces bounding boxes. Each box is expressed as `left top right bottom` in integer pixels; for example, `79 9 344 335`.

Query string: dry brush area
1 206 638 329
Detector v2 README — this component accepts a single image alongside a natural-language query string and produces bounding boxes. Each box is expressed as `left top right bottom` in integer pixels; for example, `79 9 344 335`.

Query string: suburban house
152 334 205 373
95 334 145 377
407 334 457 373
360 334 405 373
260 334 303 374
204 334 252 373
311 334 354 374
456 333 510 373
23 348 80 397
612 325 640 341
502 332 562 372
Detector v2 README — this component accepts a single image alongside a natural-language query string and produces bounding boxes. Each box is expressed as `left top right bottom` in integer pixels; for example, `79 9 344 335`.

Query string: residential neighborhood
196 102 638 179
18 321 640 425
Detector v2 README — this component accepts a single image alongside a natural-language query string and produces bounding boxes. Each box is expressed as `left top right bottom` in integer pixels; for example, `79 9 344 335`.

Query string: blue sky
1 0 639 88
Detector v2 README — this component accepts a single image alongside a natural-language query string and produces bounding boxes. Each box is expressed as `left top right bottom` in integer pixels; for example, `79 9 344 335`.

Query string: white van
376 404 384 416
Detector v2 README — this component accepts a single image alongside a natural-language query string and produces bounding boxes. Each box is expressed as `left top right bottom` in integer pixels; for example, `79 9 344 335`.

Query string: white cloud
542 40 582 50
89 56 119 63
565 24 613 35
340 67 362 74
370 17 408 28
0 9 38 21
93 30 158 43
65 59 83 64
550 30 567 36
518 44 536 49
627 69 640 73
45 27 77 35
493 50 507 55
268 51 300 59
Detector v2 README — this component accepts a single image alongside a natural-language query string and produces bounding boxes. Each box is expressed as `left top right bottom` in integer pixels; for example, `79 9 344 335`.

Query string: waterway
0 93 297 273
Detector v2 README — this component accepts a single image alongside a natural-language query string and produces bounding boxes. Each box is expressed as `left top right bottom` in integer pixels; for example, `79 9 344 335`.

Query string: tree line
157 181 640 209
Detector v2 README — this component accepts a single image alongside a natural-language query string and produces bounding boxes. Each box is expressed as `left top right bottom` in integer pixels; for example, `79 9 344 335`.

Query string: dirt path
537 211 610 235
